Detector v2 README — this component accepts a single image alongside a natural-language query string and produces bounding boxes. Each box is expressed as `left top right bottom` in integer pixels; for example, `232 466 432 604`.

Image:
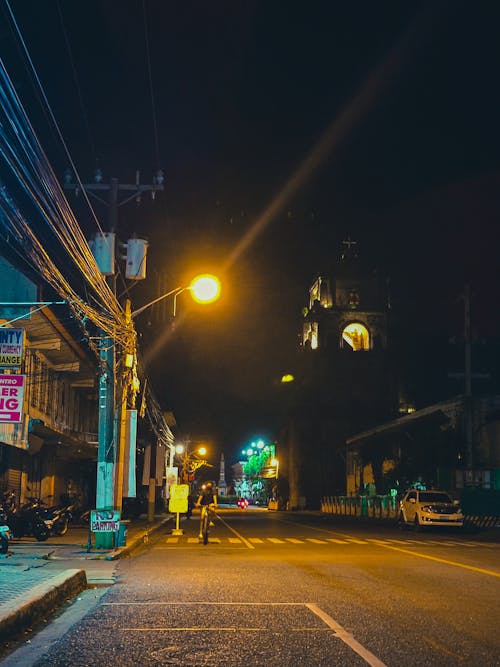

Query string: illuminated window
341 322 369 351
309 277 332 309
303 321 319 350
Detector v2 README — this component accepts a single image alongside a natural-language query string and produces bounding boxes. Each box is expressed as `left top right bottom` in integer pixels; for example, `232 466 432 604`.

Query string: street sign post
168 483 189 535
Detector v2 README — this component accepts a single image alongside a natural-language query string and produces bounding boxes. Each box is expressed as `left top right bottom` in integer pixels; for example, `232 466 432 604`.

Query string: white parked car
398 490 464 529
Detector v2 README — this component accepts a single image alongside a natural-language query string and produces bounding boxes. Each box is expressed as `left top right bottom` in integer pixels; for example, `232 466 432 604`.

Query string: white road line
249 538 264 543
267 538 286 543
214 513 255 549
286 538 304 544
306 603 387 667
228 538 241 543
166 537 179 543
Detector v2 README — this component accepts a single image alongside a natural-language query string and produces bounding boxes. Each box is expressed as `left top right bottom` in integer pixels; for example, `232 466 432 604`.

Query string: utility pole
464 284 473 469
64 169 163 547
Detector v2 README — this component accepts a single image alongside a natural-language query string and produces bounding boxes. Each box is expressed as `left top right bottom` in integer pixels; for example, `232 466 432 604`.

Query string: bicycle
198 504 215 545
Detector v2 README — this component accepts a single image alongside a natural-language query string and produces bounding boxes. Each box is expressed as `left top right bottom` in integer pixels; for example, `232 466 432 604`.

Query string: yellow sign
168 483 189 514
0 354 22 366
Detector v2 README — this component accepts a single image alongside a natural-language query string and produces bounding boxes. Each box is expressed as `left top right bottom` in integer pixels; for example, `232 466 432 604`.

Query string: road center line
372 542 500 577
211 514 255 549
306 603 387 667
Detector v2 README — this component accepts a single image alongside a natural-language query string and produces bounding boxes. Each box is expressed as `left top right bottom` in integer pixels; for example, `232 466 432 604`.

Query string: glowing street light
114 275 221 512
131 273 221 318
189 274 221 304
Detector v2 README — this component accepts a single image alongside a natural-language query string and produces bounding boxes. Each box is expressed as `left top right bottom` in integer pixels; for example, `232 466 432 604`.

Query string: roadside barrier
321 495 397 519
321 496 500 528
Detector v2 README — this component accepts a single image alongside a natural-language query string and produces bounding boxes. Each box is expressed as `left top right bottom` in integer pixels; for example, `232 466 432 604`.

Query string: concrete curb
105 515 172 560
0 569 87 643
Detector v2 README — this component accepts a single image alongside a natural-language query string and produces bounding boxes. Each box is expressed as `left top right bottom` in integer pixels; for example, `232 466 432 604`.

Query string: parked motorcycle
36 495 76 536
0 503 11 554
21 494 73 537
1 491 50 542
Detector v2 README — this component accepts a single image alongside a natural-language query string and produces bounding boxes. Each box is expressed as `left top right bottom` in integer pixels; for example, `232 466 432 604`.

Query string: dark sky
2 1 500 462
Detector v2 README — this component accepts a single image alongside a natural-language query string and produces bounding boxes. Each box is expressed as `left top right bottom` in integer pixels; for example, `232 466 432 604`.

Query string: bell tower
302 238 389 355
287 239 395 508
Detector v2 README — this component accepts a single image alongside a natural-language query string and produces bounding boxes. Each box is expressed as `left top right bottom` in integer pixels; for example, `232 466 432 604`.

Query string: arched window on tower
341 322 370 351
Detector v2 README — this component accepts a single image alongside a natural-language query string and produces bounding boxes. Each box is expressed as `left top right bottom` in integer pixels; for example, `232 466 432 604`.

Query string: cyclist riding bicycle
195 482 217 540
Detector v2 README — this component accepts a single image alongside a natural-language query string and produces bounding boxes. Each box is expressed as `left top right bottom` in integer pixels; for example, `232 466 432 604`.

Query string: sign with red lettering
0 374 25 423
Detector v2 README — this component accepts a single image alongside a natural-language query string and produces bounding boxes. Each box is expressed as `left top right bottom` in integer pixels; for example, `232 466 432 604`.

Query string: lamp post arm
131 286 184 318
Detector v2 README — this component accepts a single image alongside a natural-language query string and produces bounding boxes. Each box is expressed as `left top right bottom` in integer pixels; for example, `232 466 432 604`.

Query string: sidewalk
0 514 172 647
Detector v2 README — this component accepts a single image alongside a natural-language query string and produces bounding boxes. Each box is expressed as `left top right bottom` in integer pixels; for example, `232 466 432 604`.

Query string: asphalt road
3 509 500 666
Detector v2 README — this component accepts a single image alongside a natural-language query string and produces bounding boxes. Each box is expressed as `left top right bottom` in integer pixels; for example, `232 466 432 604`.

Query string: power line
142 0 161 170
55 0 97 163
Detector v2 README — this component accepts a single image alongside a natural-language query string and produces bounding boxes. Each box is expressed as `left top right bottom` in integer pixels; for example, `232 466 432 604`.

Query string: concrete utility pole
464 284 473 469
64 170 163 547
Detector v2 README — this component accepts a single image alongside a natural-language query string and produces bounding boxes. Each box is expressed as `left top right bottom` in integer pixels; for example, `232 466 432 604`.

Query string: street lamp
131 274 221 318
175 443 211 484
112 274 221 515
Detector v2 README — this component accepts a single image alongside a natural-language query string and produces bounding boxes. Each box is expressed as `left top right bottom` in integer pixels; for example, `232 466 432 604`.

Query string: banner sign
0 374 25 423
90 509 121 532
0 328 24 367
165 466 178 499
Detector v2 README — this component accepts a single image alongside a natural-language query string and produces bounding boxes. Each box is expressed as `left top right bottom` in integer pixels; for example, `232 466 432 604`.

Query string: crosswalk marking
327 538 348 544
162 536 497 549
345 538 368 544
306 538 328 544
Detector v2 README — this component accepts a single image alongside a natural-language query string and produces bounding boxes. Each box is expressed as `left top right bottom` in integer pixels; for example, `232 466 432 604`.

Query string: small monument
218 452 227 496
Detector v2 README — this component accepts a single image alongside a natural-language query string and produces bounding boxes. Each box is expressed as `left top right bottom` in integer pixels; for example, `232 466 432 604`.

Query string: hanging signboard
0 374 25 423
0 328 24 367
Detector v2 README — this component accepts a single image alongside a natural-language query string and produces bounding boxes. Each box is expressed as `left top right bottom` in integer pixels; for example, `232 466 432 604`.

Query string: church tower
302 239 389 355
285 239 396 508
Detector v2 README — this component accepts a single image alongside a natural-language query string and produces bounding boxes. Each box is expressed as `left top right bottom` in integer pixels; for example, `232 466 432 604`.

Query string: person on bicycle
196 482 217 538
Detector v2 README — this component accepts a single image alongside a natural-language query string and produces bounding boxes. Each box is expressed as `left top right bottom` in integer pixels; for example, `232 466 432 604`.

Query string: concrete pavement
0 514 172 649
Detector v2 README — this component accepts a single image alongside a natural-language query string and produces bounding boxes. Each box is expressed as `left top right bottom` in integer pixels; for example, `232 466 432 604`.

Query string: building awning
29 419 98 460
346 396 464 447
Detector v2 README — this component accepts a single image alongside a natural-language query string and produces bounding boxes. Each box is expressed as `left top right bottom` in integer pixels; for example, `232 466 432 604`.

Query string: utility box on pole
125 238 148 280
89 233 115 275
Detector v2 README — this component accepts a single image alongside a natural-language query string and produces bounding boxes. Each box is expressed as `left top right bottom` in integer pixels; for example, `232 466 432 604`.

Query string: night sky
2 1 500 463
